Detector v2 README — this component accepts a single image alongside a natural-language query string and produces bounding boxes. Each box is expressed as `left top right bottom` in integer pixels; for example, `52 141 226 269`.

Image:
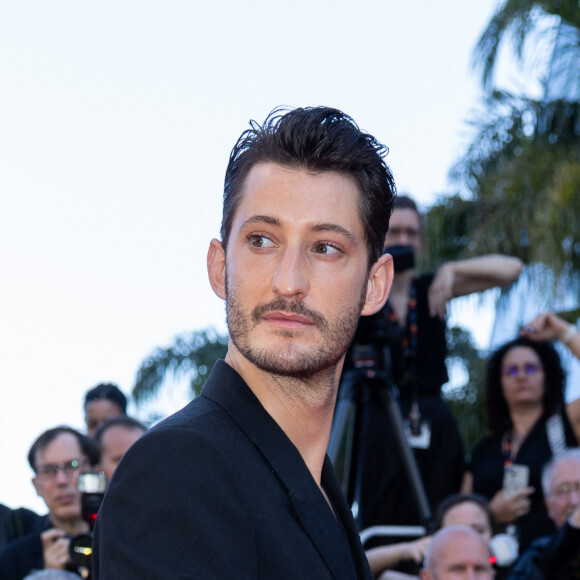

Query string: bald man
420 525 494 580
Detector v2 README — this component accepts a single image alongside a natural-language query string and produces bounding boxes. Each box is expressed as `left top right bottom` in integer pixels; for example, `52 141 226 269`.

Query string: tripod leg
328 399 354 465
380 389 431 524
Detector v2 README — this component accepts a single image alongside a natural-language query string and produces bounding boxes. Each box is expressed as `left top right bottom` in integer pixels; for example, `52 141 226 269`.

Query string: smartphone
503 464 530 498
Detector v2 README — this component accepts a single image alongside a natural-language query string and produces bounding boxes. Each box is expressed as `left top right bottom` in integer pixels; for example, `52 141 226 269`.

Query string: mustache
252 297 328 330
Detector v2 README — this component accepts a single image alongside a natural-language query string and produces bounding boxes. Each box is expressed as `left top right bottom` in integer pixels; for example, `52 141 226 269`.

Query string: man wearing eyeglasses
0 426 98 580
507 448 580 579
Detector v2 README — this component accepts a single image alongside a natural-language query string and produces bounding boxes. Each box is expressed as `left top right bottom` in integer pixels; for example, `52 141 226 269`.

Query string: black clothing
507 523 580 579
389 274 448 397
95 360 373 579
0 516 77 580
469 410 577 553
0 504 43 550
341 274 465 533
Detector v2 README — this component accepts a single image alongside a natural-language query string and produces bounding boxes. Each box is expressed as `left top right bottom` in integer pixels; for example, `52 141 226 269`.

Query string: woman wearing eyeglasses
461 336 579 557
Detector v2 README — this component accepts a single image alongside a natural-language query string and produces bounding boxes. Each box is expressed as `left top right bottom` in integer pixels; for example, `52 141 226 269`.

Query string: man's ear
360 252 393 316
32 477 42 498
207 238 226 300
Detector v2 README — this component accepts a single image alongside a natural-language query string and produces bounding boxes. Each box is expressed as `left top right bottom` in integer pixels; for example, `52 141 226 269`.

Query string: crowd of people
344 193 580 579
359 306 580 580
0 384 146 579
1 106 580 579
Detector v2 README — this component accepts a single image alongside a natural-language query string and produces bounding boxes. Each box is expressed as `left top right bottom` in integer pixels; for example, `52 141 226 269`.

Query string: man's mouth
261 311 315 328
55 493 76 505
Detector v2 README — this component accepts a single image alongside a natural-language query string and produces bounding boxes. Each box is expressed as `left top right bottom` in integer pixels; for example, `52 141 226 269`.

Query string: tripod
328 349 431 536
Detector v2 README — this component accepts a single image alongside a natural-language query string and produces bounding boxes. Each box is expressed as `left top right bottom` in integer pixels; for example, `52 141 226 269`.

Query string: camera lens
69 532 93 569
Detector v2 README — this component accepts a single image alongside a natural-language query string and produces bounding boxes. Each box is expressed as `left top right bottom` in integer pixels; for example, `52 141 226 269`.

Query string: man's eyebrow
311 223 356 243
240 217 356 243
241 215 280 228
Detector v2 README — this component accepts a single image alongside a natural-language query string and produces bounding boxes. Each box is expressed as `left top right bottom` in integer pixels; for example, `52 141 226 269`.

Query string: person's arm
566 400 580 445
379 571 419 580
460 471 473 493
521 311 580 359
428 255 523 318
366 537 430 578
521 311 580 442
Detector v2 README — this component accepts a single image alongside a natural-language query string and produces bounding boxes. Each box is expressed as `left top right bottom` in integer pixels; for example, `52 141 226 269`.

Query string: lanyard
502 432 528 465
387 280 421 433
388 279 418 358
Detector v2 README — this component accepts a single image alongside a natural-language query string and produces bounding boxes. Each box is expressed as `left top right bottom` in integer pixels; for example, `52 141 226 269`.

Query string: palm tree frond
132 328 228 403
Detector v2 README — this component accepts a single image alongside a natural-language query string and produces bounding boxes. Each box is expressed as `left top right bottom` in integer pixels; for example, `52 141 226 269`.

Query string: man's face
421 528 494 580
440 501 493 543
85 399 124 438
384 207 423 254
32 433 88 526
546 458 580 528
99 425 144 481
209 162 392 379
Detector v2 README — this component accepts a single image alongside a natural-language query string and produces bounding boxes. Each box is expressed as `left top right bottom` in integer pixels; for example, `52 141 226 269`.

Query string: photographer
349 195 523 534
53 417 147 576
0 427 98 580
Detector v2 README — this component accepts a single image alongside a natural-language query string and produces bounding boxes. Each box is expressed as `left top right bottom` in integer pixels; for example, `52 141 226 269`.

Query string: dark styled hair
484 336 565 436
94 415 147 446
221 106 396 267
84 382 127 414
394 193 419 213
28 426 99 472
430 492 496 535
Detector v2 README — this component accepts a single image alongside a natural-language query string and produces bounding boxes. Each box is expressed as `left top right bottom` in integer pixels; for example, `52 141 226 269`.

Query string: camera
385 244 415 273
347 244 415 370
68 471 107 575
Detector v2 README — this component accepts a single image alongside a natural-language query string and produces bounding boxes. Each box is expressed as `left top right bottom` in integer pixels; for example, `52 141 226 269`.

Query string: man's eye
313 242 341 255
249 235 274 248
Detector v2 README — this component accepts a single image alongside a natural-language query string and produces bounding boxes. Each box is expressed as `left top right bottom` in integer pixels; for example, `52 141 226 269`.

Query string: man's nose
272 246 309 298
389 232 408 246
569 487 580 507
54 468 71 485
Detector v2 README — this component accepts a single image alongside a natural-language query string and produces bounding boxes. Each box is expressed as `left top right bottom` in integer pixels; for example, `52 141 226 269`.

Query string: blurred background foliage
132 0 580 451
132 328 227 405
427 0 580 448
444 326 488 452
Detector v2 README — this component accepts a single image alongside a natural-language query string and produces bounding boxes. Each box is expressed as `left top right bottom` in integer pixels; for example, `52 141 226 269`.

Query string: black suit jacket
94 361 372 579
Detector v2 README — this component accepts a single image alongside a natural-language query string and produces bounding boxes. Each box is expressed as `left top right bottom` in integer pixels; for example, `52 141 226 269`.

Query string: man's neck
389 268 415 296
225 347 340 487
389 269 415 322
49 514 89 536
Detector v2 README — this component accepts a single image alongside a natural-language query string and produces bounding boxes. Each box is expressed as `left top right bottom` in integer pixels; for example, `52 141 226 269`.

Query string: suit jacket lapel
202 361 370 579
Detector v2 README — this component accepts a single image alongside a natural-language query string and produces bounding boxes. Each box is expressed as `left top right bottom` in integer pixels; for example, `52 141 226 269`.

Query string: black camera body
69 472 107 574
385 244 415 273
347 244 415 370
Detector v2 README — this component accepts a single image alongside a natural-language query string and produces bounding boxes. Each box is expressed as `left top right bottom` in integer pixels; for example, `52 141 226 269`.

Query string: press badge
405 421 432 449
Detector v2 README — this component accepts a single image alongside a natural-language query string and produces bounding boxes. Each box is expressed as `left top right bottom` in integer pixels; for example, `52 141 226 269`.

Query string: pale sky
1 0 515 513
